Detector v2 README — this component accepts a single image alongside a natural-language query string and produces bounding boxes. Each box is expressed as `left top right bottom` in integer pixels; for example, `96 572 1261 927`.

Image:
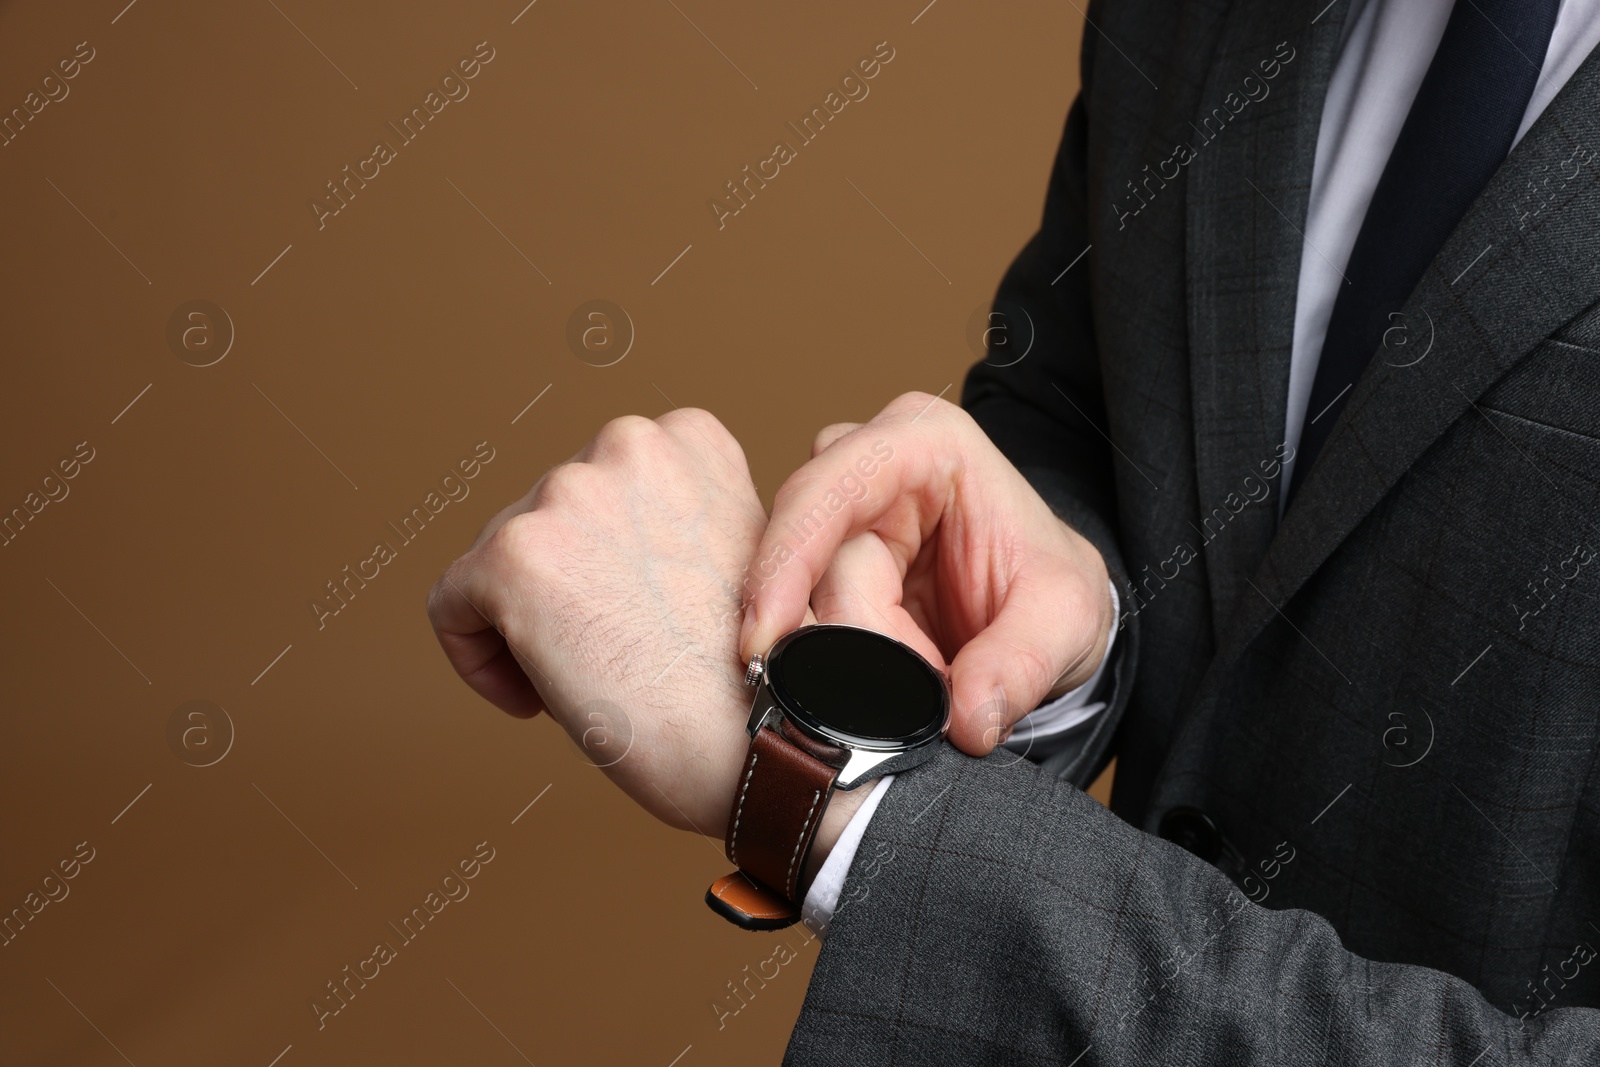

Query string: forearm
788 746 1600 1065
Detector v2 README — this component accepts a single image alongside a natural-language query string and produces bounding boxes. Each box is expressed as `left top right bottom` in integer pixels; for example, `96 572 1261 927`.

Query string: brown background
0 1 1092 1063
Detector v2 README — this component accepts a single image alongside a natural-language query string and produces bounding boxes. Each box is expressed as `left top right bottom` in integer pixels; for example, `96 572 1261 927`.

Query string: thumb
426 567 548 719
943 565 1110 755
811 421 863 458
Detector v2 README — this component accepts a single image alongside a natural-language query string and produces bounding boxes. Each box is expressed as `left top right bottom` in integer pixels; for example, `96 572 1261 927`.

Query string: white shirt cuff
800 581 1122 936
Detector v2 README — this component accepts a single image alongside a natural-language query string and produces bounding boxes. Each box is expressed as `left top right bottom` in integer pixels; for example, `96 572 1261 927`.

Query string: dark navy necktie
1287 0 1560 506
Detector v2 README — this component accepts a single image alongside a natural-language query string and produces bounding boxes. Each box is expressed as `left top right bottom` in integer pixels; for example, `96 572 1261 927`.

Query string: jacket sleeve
784 746 1600 1066
961 18 1136 787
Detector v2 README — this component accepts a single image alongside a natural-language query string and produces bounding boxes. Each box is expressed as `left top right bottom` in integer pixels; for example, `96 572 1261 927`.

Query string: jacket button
1159 806 1222 863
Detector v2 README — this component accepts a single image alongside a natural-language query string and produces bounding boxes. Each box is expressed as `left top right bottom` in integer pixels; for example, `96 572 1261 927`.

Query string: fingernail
986 685 1012 747
739 605 758 653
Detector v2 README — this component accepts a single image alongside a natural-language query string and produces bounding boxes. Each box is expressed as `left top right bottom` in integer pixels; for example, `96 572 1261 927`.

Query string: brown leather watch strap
704 872 797 930
723 724 841 905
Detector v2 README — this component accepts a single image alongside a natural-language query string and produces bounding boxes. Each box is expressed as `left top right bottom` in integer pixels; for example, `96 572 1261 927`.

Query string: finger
943 562 1110 755
426 565 547 718
812 421 863 458
740 401 955 659
810 533 947 671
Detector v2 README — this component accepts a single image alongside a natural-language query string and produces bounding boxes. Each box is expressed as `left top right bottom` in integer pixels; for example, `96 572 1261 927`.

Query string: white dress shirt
807 0 1600 933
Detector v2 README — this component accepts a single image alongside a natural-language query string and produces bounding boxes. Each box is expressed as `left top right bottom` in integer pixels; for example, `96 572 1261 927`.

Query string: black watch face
767 626 949 748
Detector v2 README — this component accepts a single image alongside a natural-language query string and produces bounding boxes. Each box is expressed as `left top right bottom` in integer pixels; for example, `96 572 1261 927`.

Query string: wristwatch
705 623 951 930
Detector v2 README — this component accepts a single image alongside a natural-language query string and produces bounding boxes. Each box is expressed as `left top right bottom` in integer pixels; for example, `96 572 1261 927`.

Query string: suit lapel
1184 0 1351 638
1217 43 1600 664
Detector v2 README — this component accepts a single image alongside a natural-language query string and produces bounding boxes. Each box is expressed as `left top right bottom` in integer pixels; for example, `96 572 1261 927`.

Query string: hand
426 409 772 835
740 392 1115 756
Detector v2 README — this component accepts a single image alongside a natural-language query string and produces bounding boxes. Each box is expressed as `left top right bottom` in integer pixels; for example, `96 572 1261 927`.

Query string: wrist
707 624 947 929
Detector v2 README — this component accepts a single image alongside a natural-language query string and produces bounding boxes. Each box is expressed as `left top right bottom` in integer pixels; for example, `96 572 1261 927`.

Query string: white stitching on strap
785 788 824 896
729 752 758 865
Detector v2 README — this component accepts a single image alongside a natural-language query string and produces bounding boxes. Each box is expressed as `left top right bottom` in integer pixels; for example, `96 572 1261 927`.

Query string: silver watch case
743 623 951 790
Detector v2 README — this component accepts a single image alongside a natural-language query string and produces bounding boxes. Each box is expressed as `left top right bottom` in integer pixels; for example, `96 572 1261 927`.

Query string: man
429 0 1600 1061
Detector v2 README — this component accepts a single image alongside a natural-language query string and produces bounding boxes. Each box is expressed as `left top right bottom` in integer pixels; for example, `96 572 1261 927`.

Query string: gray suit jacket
787 1 1600 1062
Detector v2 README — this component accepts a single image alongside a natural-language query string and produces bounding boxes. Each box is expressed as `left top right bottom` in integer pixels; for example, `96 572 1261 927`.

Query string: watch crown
744 653 766 687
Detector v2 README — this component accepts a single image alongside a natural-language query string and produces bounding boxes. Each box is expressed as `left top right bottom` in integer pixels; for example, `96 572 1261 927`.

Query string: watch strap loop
704 872 800 931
